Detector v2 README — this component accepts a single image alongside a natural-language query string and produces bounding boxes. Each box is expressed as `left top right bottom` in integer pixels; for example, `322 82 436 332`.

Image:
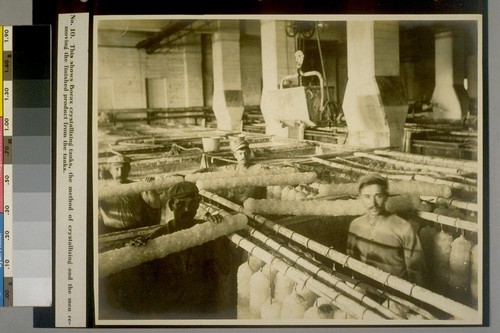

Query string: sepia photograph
92 15 483 326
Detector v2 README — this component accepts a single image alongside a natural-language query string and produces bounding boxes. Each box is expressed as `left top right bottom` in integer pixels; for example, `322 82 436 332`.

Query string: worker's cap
229 135 249 152
358 173 388 191
167 181 199 199
107 154 131 165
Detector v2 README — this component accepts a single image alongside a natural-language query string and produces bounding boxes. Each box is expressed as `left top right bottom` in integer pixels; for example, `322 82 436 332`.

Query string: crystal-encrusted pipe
98 175 184 199
197 172 317 190
99 213 248 277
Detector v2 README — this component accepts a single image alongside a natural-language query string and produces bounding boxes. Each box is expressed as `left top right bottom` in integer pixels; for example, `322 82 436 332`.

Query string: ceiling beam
136 20 214 54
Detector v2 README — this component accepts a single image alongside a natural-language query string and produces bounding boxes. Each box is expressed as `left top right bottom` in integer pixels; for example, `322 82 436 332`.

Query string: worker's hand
205 211 223 224
126 236 149 247
260 163 271 170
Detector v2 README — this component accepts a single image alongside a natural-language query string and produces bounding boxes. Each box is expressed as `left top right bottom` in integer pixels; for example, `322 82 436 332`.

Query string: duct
431 30 469 120
342 21 408 148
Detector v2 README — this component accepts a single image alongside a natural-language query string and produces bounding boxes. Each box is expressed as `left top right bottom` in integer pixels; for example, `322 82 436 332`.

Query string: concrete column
260 20 296 92
431 30 468 119
259 20 305 137
342 21 407 148
212 20 244 131
183 34 204 108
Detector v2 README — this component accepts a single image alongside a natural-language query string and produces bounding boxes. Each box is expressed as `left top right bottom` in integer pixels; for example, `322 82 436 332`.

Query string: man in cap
346 173 425 286
122 181 234 318
213 135 267 204
132 181 223 241
194 135 267 204
228 135 254 171
98 154 161 232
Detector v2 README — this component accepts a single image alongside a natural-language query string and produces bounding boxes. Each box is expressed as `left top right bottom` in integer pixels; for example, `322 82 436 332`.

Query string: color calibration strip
0 26 52 307
0 25 4 307
3 25 13 307
11 25 52 307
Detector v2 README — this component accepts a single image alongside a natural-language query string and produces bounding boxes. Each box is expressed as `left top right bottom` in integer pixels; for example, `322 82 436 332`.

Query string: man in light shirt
347 173 425 286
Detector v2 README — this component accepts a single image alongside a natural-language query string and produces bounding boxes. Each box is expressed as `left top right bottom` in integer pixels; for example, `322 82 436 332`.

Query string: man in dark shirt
109 181 234 319
98 154 161 232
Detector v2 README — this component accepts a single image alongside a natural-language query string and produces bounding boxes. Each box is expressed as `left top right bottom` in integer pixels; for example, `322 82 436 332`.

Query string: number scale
3 25 13 307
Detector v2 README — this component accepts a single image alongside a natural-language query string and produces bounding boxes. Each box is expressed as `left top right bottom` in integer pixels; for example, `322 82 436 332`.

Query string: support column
183 34 204 108
342 21 407 148
259 20 306 137
431 30 468 119
260 20 295 92
212 21 244 131
145 34 203 124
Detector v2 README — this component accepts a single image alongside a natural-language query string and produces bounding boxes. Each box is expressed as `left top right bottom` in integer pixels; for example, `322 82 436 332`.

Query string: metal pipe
372 150 477 172
246 227 403 319
353 152 462 175
419 196 478 212
228 233 385 320
199 190 479 321
417 211 478 233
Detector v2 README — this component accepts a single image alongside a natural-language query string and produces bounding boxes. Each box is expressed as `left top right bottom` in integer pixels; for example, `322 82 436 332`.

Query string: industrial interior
96 18 480 322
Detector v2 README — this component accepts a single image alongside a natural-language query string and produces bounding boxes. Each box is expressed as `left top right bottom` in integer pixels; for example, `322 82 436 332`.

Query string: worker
225 135 263 170
219 135 267 203
129 181 224 241
123 181 235 318
346 173 425 286
196 135 268 204
98 154 161 233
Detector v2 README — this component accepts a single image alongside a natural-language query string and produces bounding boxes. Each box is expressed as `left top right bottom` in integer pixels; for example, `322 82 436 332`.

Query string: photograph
92 15 483 326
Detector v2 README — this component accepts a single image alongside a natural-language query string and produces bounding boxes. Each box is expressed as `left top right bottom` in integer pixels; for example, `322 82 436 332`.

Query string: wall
98 47 146 109
98 32 205 110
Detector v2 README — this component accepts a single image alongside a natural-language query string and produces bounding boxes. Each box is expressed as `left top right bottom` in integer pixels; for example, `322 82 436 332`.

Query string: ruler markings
3 25 13 307
0 24 3 307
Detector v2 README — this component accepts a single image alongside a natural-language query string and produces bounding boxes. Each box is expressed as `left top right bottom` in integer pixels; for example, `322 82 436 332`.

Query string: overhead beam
136 20 215 54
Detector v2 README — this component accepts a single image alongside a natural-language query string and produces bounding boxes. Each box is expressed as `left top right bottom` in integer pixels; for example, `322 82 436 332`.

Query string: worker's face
295 50 304 67
234 147 251 165
109 163 130 183
359 184 388 216
169 195 200 223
